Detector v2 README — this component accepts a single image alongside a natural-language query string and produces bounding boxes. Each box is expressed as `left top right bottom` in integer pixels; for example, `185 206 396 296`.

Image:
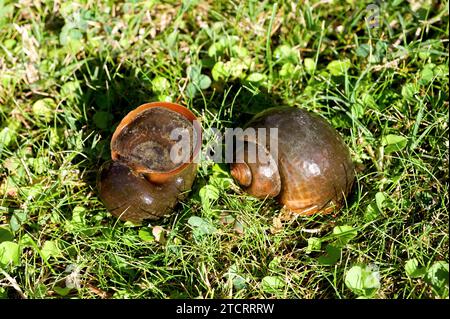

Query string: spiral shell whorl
231 163 252 187
231 141 281 199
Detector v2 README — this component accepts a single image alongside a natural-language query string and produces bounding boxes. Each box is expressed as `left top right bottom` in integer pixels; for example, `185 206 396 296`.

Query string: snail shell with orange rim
97 102 201 223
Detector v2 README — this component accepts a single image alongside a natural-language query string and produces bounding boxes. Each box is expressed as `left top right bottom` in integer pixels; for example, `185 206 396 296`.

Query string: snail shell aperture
230 107 355 215
97 102 201 223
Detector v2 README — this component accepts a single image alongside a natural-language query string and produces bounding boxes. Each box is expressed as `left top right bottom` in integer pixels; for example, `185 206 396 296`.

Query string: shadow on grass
73 57 159 190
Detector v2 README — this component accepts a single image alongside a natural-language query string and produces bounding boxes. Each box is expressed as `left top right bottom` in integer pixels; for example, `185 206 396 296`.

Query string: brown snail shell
230 107 355 215
97 102 201 223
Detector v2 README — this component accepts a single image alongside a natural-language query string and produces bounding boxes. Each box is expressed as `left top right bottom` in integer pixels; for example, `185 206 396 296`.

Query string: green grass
0 0 448 299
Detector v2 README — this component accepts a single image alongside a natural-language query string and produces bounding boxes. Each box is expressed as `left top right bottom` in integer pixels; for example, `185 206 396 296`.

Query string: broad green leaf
304 58 315 74
356 44 370 58
405 258 426 278
208 42 224 57
375 40 388 57
197 221 217 235
401 83 419 100
33 284 47 298
273 44 298 63
21 185 43 200
306 237 322 253
199 184 220 201
193 224 217 238
211 164 229 175
425 261 449 298
124 221 139 228
333 225 357 247
327 59 351 76
419 65 435 85
187 216 206 228
187 216 217 237
212 58 249 80
187 65 201 81
0 287 7 299
166 30 178 48
368 53 380 64
231 275 247 290
227 58 248 79
279 62 297 78
71 206 86 225
210 176 233 189
382 134 407 145
60 81 81 99
222 35 239 45
351 102 364 119
4 39 16 49
65 206 97 236
32 98 57 122
318 244 341 265
198 74 211 90
434 65 447 78
220 214 235 225
231 46 249 58
31 157 48 175
0 126 17 147
152 76 170 92
199 184 220 213
261 276 285 293
360 92 377 110
208 35 237 53
268 256 282 271
382 134 407 153
60 26 83 45
0 241 20 268
41 240 62 261
53 286 72 296
49 128 63 147
186 82 197 98
19 233 35 248
224 264 247 290
60 28 83 52
364 203 379 221
10 210 27 232
246 72 266 84
375 192 386 212
0 226 13 243
233 220 244 234
211 61 228 81
138 228 154 242
417 40 444 60
345 265 380 298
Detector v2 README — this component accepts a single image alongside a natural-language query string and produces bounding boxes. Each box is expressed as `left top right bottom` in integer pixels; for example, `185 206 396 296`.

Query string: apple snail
230 107 355 215
97 102 201 223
